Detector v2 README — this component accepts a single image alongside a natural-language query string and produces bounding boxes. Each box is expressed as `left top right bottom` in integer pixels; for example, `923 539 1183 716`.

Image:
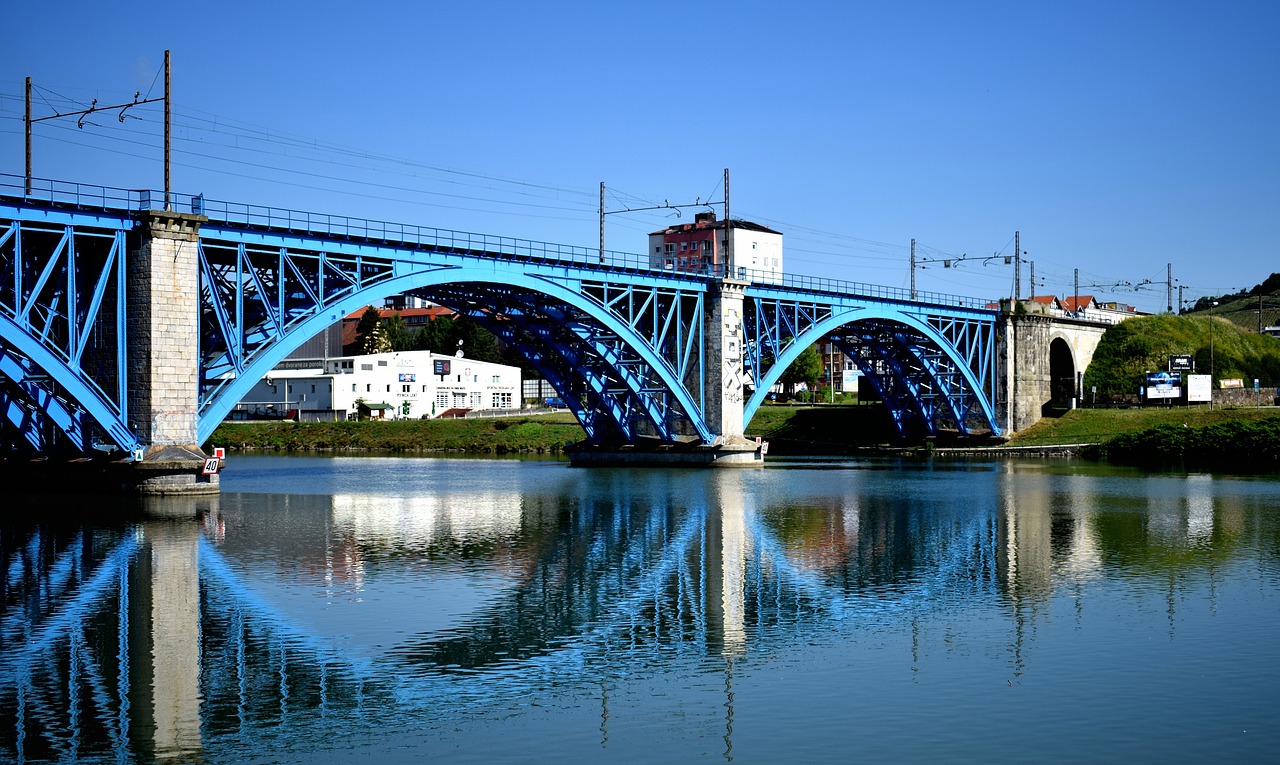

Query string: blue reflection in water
2 457 1280 763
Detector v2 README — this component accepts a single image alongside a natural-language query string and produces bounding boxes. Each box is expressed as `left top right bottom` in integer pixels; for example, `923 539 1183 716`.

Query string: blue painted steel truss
0 179 1004 457
0 205 138 456
741 287 1001 438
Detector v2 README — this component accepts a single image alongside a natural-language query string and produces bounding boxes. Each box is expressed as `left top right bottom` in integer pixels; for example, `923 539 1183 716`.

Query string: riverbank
205 403 1280 459
208 413 585 453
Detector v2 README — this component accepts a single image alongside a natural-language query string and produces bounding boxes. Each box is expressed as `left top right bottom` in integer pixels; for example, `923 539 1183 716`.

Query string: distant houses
984 295 1141 325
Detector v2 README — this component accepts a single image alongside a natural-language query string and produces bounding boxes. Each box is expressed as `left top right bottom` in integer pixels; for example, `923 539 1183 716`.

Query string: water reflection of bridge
0 467 1233 761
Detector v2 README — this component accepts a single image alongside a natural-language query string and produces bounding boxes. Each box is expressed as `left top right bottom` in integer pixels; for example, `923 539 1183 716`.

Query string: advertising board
1186 374 1211 403
1145 371 1181 401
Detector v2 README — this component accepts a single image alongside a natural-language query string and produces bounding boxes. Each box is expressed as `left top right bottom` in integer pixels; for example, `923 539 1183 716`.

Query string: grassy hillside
1082 314 1280 395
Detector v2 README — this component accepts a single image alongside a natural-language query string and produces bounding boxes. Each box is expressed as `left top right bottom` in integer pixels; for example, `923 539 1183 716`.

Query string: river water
3 455 1279 763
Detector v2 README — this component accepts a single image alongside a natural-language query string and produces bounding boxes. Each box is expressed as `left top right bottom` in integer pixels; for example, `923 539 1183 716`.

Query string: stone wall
1212 387 1279 408
1002 311 1053 433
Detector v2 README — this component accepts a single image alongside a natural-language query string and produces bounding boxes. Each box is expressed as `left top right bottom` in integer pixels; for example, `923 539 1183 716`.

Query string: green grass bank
207 403 1280 463
208 413 585 453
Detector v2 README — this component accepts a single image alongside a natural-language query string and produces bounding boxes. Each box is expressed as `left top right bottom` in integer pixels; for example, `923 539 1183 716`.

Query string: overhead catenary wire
0 86 1235 311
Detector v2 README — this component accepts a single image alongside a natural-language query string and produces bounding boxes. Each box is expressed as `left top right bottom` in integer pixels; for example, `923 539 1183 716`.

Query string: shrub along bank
1082 415 1280 472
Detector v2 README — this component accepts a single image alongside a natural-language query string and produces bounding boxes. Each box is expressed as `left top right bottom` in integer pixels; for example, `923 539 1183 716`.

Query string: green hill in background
1083 314 1280 395
1183 271 1280 330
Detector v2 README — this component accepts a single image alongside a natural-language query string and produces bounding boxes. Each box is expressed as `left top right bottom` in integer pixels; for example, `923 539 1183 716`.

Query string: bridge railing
4 174 995 309
723 266 995 311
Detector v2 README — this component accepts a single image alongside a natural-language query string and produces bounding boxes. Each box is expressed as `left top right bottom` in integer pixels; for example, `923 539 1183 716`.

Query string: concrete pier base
568 437 764 467
0 451 221 499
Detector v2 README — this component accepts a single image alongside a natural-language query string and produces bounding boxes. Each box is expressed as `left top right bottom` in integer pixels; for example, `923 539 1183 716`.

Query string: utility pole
1014 231 1021 301
598 181 605 263
1030 261 1036 297
1260 294 1265 333
910 238 917 300
1166 263 1173 313
164 49 171 210
1178 284 1184 314
24 49 171 203
723 168 731 278
23 77 31 195
1074 268 1079 315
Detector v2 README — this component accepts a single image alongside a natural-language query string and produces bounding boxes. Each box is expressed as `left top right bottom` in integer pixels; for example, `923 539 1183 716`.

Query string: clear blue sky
3 1 1277 313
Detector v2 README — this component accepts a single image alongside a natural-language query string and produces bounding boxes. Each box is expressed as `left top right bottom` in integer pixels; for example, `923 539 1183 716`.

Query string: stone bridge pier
127 210 218 495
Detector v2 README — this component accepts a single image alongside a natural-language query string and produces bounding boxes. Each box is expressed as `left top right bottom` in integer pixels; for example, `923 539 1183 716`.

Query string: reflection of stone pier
130 520 204 761
706 477 750 654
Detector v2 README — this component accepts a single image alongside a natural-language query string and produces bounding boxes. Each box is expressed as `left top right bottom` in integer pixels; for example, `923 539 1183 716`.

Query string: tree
353 306 382 353
381 313 415 352
780 345 823 394
414 315 456 353
452 315 500 363
362 319 392 354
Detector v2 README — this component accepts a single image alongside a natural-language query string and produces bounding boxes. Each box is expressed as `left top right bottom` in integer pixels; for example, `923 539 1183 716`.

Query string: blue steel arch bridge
0 176 1002 459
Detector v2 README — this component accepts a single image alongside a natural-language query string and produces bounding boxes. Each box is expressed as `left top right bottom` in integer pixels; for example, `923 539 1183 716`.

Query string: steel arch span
0 206 140 456
195 227 717 447
742 295 1001 439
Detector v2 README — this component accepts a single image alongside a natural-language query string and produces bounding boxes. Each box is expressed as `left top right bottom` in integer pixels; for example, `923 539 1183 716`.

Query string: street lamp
1209 301 1219 410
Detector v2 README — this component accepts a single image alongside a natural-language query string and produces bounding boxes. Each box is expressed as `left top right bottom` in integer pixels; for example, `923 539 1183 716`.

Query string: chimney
694 211 717 224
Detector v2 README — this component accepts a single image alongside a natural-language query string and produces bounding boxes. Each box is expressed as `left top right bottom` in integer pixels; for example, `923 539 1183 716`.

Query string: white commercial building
235 350 522 421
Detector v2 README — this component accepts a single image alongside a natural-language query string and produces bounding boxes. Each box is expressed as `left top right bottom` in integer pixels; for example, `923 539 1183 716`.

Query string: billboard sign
1169 354 1193 372
1145 371 1181 401
433 360 451 376
398 373 416 383
1186 374 1211 403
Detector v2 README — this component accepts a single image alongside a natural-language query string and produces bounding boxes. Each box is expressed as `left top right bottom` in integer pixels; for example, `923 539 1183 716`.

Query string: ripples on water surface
3 455 1279 763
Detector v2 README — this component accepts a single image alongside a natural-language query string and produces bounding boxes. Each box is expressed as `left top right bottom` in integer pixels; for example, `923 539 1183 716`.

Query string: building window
491 392 513 409
436 391 450 410
351 384 357 392
665 243 675 255
702 241 711 253
311 384 316 393
402 385 411 393
361 364 373 371
492 375 501 383
366 384 371 392
386 385 391 392
377 360 388 366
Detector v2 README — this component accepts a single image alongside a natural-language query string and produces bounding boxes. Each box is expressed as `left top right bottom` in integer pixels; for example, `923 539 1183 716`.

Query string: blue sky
3 1 1277 313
